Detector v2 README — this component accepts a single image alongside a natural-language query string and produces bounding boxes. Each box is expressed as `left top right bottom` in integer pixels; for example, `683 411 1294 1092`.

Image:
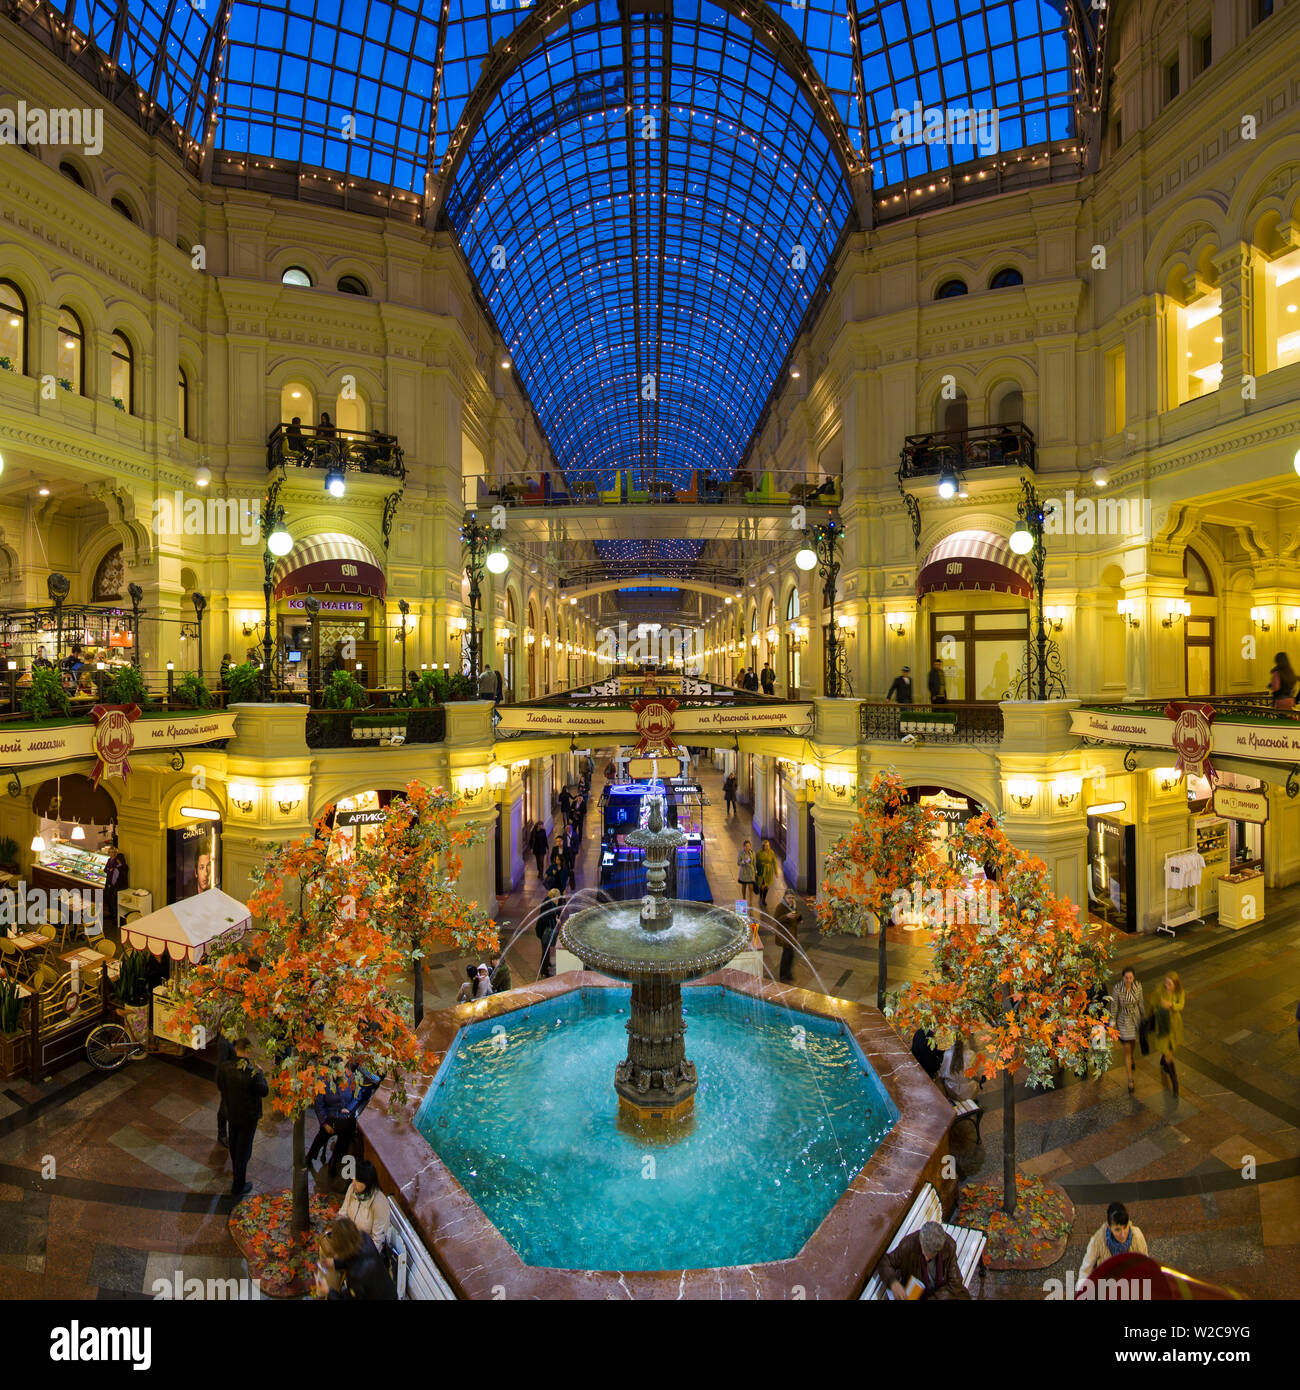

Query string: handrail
469 468 843 508
860 699 1004 745
899 421 1036 477
267 423 405 479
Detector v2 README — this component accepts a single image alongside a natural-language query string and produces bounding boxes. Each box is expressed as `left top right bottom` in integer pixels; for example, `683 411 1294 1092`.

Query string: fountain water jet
561 790 748 1124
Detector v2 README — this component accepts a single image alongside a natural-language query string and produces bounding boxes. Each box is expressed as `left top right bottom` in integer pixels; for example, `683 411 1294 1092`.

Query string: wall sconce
1287 609 1299 633
488 765 508 789
800 763 820 789
240 610 262 637
1155 767 1184 792
1161 598 1191 628
1250 606 1271 631
766 625 778 646
1116 599 1139 628
228 782 256 813
1044 605 1068 633
456 771 486 799
750 633 760 647
275 783 304 815
1007 777 1038 809
1054 775 1082 808
542 635 551 649
823 767 856 798
790 624 808 646
886 611 908 636
837 614 857 636
525 631 535 645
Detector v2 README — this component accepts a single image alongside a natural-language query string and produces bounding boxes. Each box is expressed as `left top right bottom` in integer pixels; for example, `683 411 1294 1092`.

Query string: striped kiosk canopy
917 530 1033 599
271 532 386 600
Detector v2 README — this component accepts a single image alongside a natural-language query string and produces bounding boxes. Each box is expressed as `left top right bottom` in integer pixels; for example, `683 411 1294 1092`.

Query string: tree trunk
413 955 424 1028
1002 1067 1017 1217
876 915 888 1010
292 1111 309 1233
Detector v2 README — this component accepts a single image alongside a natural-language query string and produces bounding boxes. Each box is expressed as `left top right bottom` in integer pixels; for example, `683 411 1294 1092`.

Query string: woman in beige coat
1078 1202 1148 1284
1150 971 1186 1097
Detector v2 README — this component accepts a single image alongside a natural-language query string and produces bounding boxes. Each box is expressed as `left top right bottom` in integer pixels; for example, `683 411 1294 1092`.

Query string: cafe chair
94 939 117 960
28 962 57 991
0 936 29 979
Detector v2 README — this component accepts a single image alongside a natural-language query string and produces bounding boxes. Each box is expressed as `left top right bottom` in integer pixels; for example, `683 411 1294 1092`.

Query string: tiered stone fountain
561 791 748 1122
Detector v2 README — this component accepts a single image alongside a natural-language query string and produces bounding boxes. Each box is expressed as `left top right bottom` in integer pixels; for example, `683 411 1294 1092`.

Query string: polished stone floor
2 760 1298 1299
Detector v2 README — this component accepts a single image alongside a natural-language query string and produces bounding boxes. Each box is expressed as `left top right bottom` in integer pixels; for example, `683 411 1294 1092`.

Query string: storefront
328 791 403 855
269 532 387 687
1186 771 1267 926
1086 813 1138 933
29 774 118 923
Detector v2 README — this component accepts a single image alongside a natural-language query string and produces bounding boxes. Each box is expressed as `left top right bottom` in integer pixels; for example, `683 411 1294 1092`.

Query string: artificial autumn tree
170 812 423 1239
816 771 957 1007
892 812 1115 1218
352 780 498 1024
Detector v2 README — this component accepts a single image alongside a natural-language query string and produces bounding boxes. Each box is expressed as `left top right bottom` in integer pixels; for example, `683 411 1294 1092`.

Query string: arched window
177 367 190 438
281 266 312 287
335 390 367 434
58 161 86 187
58 307 84 394
935 278 968 299
338 275 368 295
506 590 516 622
941 390 968 434
110 196 134 223
280 380 314 425
785 590 801 692
110 331 133 413
995 388 1024 425
93 545 124 601
989 267 1023 289
0 279 27 374
1183 548 1214 595
786 589 800 621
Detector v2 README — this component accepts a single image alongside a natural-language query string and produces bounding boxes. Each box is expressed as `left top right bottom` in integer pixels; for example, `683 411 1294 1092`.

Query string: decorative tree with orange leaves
816 770 958 1007
893 812 1115 1216
170 810 428 1236
352 780 498 1024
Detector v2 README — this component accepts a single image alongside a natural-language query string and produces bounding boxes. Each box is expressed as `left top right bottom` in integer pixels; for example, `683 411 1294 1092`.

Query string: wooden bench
951 1095 983 1143
385 1199 457 1300
859 1182 986 1300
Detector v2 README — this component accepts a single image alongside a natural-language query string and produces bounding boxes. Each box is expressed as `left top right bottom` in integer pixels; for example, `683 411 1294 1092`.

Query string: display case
34 840 108 887
1194 815 1229 911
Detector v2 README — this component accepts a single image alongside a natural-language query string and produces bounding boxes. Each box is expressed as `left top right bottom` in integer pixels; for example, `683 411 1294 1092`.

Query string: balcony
267 424 405 480
859 701 1004 745
470 467 842 509
305 705 447 749
898 422 1035 480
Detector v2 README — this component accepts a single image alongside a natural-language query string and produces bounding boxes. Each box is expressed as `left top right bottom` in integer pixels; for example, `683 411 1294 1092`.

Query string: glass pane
973 637 1022 700
1185 644 1212 696
934 615 965 630
974 610 1028 630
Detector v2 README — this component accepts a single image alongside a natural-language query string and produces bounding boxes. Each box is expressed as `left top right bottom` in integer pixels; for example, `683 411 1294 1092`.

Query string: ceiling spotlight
501 358 511 368
1091 464 1109 488
325 467 345 498
937 470 958 500
195 464 211 488
790 367 801 378
39 486 51 496
486 548 508 574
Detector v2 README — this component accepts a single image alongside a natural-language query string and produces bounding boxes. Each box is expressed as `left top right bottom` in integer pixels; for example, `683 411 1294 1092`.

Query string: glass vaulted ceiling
49 0 1084 491
449 0 851 490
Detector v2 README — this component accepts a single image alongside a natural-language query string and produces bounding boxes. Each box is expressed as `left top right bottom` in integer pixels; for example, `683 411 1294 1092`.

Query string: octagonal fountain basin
361 972 957 1299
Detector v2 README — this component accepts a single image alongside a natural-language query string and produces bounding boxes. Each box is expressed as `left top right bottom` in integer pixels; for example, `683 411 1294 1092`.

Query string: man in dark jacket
879 1221 971 1300
103 845 128 932
723 773 737 815
216 1038 269 1198
488 951 513 993
773 891 801 984
529 821 549 877
760 663 776 695
927 659 947 704
307 1067 356 1176
886 666 913 705
537 889 562 978
215 1028 236 1147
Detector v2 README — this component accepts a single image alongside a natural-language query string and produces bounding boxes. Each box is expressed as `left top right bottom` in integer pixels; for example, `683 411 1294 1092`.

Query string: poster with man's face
167 823 222 903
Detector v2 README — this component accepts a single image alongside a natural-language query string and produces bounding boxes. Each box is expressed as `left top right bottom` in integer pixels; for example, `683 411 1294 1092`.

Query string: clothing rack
1160 846 1205 937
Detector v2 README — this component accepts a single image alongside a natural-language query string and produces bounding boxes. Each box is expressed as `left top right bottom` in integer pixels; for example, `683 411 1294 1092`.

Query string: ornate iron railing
267 424 405 479
305 705 447 748
899 421 1036 478
859 701 1005 744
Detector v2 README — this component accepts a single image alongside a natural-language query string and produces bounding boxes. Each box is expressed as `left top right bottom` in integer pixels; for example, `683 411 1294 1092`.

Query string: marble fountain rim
358 968 955 1301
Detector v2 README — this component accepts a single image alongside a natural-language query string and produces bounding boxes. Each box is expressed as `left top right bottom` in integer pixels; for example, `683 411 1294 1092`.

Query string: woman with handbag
1110 965 1145 1094
1150 972 1185 1097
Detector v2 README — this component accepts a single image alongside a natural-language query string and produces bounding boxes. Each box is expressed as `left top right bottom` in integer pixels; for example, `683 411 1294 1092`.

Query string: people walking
737 840 756 899
886 666 913 705
755 838 778 908
1078 1202 1148 1284
544 846 567 895
773 890 801 983
307 1066 357 1179
723 773 737 815
742 668 760 692
216 1037 268 1199
1268 651 1297 709
1110 965 1145 1094
1150 971 1185 1097
927 658 947 704
760 663 776 695
529 820 548 878
537 889 562 978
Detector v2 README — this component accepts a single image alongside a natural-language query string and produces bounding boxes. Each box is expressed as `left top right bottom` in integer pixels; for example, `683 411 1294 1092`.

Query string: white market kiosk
121 889 252 1047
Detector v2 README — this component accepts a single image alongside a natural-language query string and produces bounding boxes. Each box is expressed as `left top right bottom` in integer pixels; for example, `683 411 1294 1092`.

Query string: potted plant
104 664 148 706
0 975 28 1079
111 395 125 411
173 672 213 709
0 837 18 874
350 710 408 744
20 667 72 721
57 377 72 392
111 948 151 1043
321 669 366 710
0 355 13 373
225 661 262 703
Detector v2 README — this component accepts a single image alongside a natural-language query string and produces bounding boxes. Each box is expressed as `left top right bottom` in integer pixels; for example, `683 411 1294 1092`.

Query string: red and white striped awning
272 532 386 600
917 530 1033 599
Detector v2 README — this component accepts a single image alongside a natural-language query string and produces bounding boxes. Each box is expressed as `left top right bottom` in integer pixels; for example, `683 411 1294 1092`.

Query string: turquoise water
415 987 897 1270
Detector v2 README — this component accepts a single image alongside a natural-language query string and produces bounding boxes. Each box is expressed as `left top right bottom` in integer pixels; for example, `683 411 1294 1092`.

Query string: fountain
560 790 747 1122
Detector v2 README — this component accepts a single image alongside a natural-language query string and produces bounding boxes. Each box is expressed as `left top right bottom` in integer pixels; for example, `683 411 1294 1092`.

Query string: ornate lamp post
47 572 69 664
304 594 320 705
258 474 293 700
796 519 850 697
397 598 410 693
460 512 491 685
1008 477 1064 701
127 582 144 669
191 592 207 683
